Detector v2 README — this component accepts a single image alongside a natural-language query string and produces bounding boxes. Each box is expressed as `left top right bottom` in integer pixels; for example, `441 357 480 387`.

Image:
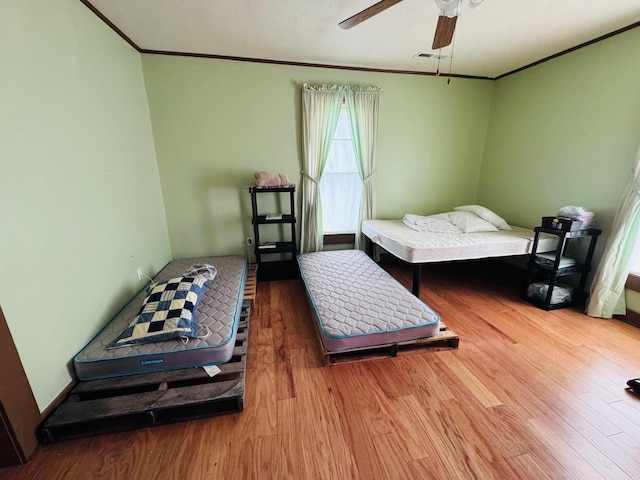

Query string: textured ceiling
88 0 640 78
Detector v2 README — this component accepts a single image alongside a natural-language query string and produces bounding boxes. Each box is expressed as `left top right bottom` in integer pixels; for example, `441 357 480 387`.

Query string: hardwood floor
4 258 640 479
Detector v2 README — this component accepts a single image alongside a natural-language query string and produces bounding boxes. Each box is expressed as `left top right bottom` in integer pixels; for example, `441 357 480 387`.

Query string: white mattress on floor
361 220 558 264
298 250 441 352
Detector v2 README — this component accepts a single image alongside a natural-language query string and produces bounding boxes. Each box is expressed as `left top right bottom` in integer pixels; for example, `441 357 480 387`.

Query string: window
320 107 362 234
630 248 640 275
629 223 640 275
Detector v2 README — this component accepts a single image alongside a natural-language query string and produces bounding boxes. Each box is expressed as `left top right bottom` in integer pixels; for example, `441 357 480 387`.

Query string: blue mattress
74 256 246 380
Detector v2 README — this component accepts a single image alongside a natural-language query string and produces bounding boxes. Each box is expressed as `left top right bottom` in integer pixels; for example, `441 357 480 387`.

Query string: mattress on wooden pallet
298 250 441 352
74 256 247 380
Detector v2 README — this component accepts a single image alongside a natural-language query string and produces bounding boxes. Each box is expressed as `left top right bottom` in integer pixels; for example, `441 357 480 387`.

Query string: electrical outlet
137 267 143 280
246 237 253 247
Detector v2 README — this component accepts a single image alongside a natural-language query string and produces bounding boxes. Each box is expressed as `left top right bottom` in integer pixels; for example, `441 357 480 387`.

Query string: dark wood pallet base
319 323 460 366
38 305 250 443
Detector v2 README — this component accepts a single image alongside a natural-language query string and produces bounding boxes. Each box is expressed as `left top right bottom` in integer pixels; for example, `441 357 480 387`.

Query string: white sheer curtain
345 87 382 249
320 110 362 234
587 144 640 318
300 84 344 253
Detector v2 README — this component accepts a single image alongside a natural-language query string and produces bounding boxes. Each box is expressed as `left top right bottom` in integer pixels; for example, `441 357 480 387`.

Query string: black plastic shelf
249 186 298 281
256 241 296 254
529 262 589 277
523 226 600 310
524 295 577 311
257 260 300 281
249 186 296 193
253 214 296 224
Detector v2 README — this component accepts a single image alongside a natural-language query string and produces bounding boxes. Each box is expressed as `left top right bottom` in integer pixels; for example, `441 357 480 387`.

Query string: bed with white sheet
361 206 558 296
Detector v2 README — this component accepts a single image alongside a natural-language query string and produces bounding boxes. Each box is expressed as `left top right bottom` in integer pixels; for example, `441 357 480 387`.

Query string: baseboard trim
40 380 76 423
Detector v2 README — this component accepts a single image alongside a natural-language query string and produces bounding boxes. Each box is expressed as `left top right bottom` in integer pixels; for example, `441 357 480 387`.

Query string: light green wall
0 1 171 410
478 28 640 262
141 55 494 259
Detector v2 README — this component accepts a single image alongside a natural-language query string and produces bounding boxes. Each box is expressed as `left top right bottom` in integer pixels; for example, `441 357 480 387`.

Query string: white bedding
362 220 558 264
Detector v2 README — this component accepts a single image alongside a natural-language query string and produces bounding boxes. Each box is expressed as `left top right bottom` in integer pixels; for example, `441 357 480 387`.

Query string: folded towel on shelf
557 206 594 228
253 171 293 187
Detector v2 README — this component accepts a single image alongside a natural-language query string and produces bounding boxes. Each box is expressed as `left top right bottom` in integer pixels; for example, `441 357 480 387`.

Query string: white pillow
446 211 499 233
453 205 511 230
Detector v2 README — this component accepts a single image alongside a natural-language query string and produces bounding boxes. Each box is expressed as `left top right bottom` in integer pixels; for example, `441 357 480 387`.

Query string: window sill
626 273 640 293
623 275 640 328
323 233 355 245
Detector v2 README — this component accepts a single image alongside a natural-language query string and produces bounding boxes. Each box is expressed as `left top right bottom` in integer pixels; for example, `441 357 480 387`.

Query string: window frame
323 233 355 245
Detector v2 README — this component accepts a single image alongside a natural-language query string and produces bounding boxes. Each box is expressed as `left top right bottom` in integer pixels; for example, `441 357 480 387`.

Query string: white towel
403 213 430 225
402 214 461 233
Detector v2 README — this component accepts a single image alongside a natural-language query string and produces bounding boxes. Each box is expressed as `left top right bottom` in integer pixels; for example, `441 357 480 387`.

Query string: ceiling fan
339 0 485 50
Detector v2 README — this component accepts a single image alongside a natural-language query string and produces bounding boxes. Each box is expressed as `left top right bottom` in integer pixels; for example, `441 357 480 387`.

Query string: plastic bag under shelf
527 281 573 305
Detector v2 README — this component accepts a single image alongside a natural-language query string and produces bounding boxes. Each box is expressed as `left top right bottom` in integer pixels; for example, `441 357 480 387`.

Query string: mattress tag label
203 365 221 377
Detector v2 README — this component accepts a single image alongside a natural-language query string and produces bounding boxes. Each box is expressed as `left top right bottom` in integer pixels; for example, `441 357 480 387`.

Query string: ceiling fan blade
339 0 404 30
432 15 458 49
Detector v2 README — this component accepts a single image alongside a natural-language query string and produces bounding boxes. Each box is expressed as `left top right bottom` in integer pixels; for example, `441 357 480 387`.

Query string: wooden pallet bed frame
298 250 460 366
38 303 250 443
309 304 459 365
243 264 257 306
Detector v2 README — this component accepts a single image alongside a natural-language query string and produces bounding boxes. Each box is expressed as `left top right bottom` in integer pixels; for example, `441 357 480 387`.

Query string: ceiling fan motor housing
434 0 485 17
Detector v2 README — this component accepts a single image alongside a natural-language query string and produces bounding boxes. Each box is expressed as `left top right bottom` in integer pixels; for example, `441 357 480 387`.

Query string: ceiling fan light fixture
433 0 462 17
339 0 484 68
